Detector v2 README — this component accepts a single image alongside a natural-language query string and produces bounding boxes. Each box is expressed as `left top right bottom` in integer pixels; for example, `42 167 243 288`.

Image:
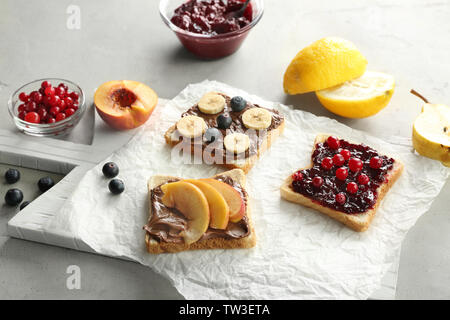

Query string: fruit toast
145 169 256 253
165 92 285 173
280 134 404 232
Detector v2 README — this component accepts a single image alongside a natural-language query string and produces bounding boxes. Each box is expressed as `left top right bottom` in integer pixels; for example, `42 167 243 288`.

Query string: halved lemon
315 71 395 118
283 37 367 94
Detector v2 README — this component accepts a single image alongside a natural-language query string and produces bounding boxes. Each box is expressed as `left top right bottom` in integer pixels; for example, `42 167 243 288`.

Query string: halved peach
94 80 158 130
161 181 210 244
185 179 230 230
200 179 245 223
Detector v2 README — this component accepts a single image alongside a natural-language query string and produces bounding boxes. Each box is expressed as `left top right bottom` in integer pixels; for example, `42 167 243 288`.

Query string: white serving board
3 99 399 300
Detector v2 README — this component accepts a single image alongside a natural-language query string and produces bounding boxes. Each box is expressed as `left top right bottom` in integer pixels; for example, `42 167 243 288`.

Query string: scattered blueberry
20 201 30 210
38 176 55 192
5 168 20 184
216 114 232 129
102 162 119 178
205 128 222 143
108 179 125 195
5 188 23 206
230 96 246 112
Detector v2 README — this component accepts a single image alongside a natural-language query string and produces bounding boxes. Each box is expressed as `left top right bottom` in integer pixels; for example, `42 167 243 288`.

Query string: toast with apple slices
145 169 256 253
280 134 404 232
164 92 285 173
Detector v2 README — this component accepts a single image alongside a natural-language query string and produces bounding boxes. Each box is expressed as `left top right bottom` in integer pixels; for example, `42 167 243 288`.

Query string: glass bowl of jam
159 0 264 59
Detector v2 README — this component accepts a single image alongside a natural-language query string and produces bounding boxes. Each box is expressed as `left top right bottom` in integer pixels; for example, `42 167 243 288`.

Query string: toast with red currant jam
280 134 404 232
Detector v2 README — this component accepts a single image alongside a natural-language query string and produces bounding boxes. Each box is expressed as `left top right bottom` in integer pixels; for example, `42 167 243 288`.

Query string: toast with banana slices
165 92 285 173
280 134 404 232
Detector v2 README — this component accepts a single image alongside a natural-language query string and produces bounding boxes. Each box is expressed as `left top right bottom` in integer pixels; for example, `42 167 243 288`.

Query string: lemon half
315 71 395 118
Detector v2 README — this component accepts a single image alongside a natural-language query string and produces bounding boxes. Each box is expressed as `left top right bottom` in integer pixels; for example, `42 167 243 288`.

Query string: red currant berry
357 174 370 185
46 116 56 124
41 81 50 88
335 192 346 205
65 108 75 117
55 113 66 122
29 91 41 103
42 95 52 106
18 111 27 120
18 104 26 113
321 157 334 170
292 171 303 181
38 108 48 119
38 87 45 95
336 167 348 180
54 86 65 98
340 149 351 160
72 105 78 111
346 182 358 194
24 112 40 124
49 106 60 116
69 92 79 100
44 86 55 96
348 158 363 172
312 176 324 188
49 95 61 107
370 156 383 169
25 101 37 112
332 154 345 166
327 136 340 149
19 92 29 102
58 99 66 109
64 97 73 107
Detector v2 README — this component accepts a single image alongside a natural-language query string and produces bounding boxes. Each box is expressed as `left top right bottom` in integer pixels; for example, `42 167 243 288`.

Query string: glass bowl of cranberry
8 78 86 137
159 0 264 59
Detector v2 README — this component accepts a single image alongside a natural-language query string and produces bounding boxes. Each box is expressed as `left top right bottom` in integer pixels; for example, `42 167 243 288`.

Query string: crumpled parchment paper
49 80 449 299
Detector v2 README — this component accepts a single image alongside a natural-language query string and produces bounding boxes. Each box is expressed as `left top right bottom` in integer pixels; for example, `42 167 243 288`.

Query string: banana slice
176 115 207 138
224 133 250 154
242 107 272 130
198 92 226 114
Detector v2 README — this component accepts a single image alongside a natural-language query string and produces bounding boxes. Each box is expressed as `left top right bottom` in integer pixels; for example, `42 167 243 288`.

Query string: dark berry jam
171 0 253 35
291 138 395 214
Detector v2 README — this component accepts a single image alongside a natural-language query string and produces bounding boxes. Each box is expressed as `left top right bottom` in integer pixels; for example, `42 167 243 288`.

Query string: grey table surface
0 0 449 299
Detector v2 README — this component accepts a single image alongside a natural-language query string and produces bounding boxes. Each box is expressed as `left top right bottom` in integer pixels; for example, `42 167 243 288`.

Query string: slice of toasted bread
145 169 256 253
280 134 404 232
164 93 285 174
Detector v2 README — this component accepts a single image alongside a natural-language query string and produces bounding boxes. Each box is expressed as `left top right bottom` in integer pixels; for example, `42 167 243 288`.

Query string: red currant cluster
17 81 80 124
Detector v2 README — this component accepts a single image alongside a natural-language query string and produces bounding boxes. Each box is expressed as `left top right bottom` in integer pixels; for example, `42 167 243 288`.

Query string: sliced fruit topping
161 181 210 244
94 80 158 130
217 114 232 129
177 115 207 138
230 96 246 112
184 179 229 230
201 179 245 223
316 71 395 118
224 133 250 154
242 107 272 130
198 92 226 114
348 157 363 172
283 37 367 95
411 92 450 167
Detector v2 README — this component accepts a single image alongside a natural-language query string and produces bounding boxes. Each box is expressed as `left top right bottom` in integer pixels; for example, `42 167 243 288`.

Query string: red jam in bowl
171 0 253 35
168 0 256 59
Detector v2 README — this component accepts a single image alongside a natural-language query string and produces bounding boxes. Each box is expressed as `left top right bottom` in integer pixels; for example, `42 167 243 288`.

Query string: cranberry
25 101 37 112
335 193 346 205
292 171 303 181
65 108 76 117
44 86 55 96
312 176 324 188
24 112 40 124
49 106 60 116
340 149 351 160
336 167 348 181
321 157 334 170
55 113 66 122
348 158 363 172
18 104 26 113
370 156 383 169
332 154 345 166
37 108 48 119
327 136 340 149
346 182 358 194
41 81 50 88
357 174 370 185
19 92 29 102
